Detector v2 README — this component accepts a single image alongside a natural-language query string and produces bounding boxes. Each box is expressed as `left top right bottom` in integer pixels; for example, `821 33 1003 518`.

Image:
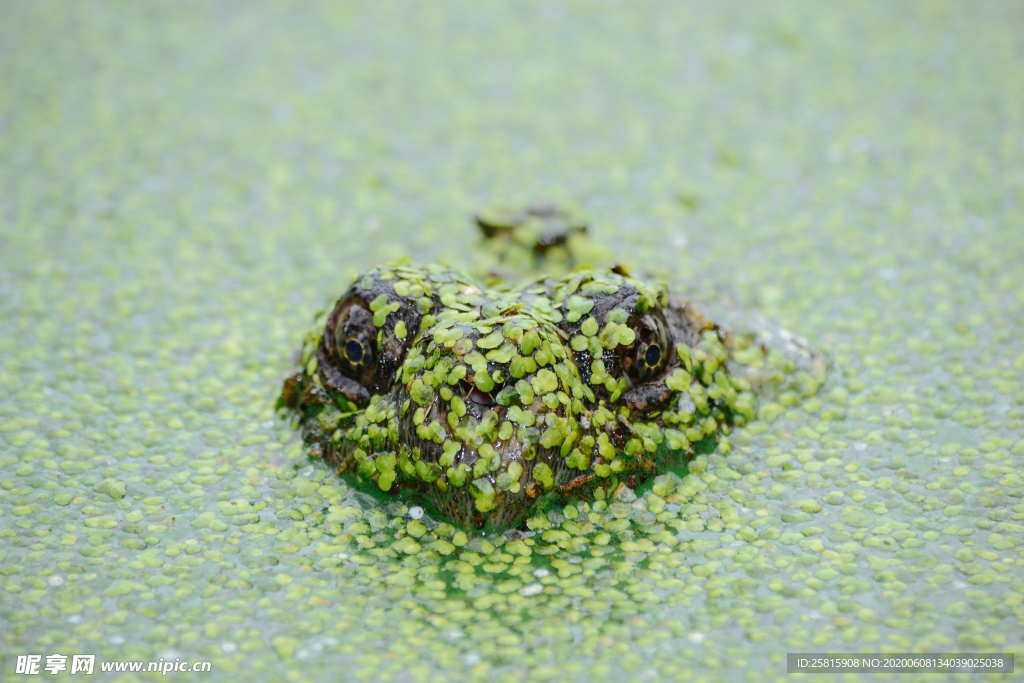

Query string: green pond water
2 1 1022 680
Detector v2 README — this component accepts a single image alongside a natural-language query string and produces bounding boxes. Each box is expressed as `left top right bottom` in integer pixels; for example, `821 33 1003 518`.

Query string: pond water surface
2 2 1021 680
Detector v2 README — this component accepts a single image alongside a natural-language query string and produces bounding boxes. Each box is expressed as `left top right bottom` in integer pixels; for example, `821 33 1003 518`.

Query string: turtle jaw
389 383 583 529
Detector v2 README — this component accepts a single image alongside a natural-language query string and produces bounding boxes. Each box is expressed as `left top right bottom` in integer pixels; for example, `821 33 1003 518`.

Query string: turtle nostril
459 379 497 408
469 386 496 407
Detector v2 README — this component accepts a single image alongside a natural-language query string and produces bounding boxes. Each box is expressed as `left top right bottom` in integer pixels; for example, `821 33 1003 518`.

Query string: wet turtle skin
280 211 825 532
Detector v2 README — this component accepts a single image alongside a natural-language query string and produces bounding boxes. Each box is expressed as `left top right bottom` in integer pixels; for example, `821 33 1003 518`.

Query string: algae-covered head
279 208 826 531
280 262 788 531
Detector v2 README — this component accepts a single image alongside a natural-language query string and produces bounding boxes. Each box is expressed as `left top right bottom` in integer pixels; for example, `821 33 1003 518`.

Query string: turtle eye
627 314 670 383
343 338 367 365
319 266 438 402
330 302 378 385
643 343 661 368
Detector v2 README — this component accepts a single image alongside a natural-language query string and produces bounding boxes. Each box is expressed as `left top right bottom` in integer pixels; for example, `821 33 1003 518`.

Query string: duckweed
2 1 1022 681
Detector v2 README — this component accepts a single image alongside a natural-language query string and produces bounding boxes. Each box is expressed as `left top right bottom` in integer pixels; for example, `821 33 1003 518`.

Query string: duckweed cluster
3 1 1022 680
280 262 820 530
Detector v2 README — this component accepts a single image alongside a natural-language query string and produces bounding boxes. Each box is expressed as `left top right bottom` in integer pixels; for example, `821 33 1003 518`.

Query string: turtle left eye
627 314 670 382
632 341 666 380
643 343 661 367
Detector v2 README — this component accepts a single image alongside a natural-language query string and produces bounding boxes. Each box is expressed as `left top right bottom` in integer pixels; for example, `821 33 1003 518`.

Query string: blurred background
2 1 1021 680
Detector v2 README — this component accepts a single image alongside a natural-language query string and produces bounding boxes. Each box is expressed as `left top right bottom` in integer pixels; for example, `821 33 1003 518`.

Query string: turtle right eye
343 338 367 364
330 302 377 382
